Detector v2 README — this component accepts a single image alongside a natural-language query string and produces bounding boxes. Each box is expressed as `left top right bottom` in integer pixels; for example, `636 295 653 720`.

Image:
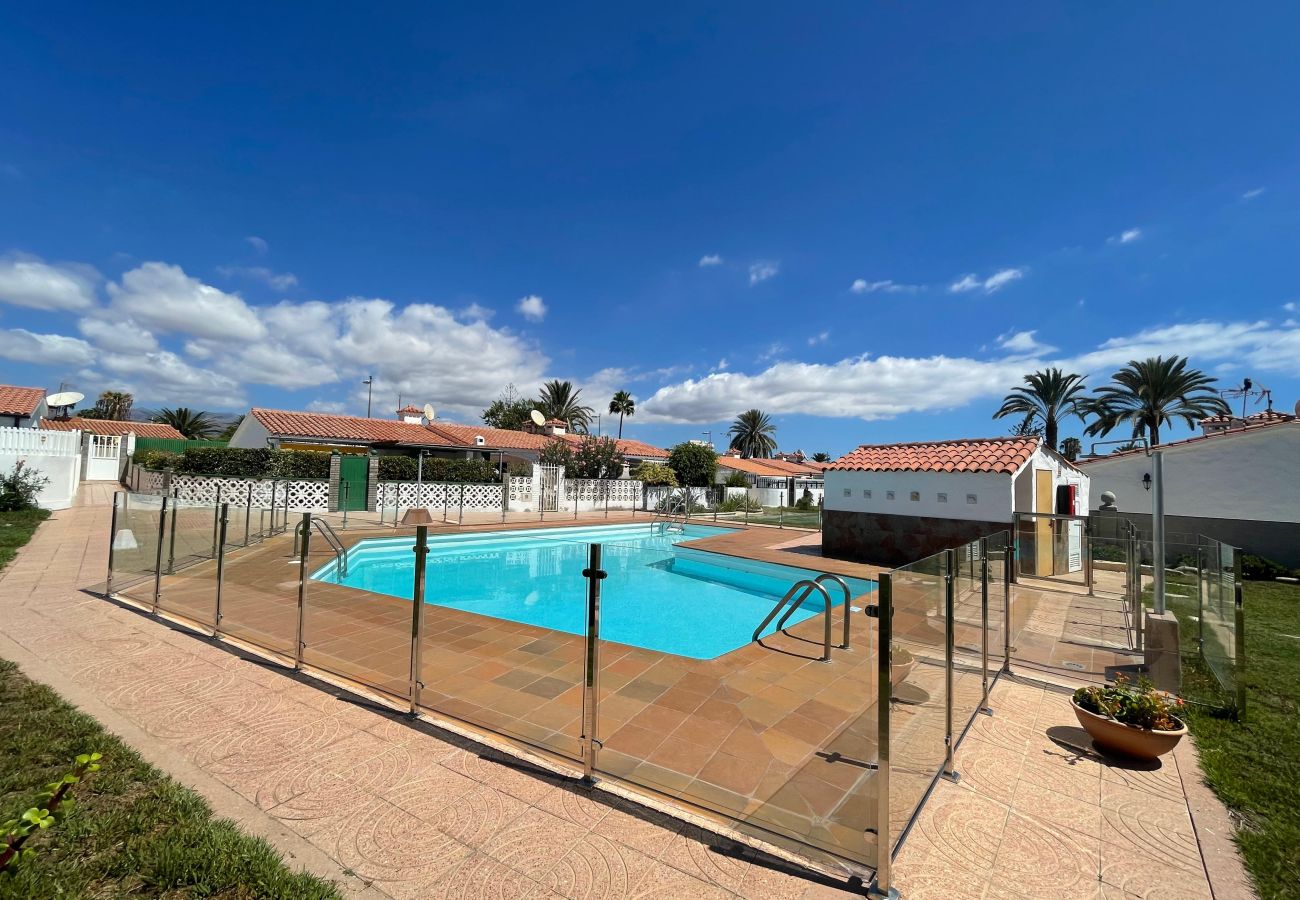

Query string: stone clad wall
822 509 1008 568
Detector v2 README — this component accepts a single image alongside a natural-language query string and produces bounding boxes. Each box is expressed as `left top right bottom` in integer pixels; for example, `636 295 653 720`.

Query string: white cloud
1283 301 1296 313
458 302 494 321
0 329 95 367
757 342 786 362
77 316 159 354
99 348 245 408
245 236 269 255
638 318 1300 424
698 254 723 267
0 254 99 311
1109 228 1143 244
516 294 547 322
714 358 728 371
850 278 923 295
306 399 347 414
807 331 830 346
950 268 1025 294
996 329 1057 356
108 262 266 341
1242 188 1265 200
748 261 779 285
217 265 298 291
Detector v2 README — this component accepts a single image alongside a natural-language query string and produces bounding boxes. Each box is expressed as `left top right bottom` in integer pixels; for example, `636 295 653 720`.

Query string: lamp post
362 375 374 418
1093 438 1165 614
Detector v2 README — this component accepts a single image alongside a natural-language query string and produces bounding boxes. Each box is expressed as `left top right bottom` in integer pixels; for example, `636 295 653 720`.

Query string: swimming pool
312 523 874 659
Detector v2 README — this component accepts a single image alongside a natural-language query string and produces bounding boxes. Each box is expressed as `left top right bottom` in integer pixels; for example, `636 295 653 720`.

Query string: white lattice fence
563 479 643 508
158 473 329 510
377 482 504 511
509 476 533 503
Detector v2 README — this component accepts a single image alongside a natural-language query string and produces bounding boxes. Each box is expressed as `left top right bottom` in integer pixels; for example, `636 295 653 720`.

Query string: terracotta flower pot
1071 699 1186 760
890 647 916 686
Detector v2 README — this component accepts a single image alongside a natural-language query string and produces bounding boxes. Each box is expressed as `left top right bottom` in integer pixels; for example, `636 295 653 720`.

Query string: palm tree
1083 356 1229 446
608 391 635 439
537 379 594 433
992 368 1088 451
1059 437 1082 462
218 414 245 442
154 407 219 439
95 390 134 420
728 409 778 458
811 452 832 462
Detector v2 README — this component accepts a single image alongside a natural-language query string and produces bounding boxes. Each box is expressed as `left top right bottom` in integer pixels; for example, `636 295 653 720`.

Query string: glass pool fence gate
105 490 1010 893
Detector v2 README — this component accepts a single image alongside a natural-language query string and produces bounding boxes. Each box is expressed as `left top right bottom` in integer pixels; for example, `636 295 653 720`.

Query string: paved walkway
0 491 1249 899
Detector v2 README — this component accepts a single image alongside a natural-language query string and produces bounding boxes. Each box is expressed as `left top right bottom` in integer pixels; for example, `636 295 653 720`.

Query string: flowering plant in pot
1071 675 1187 760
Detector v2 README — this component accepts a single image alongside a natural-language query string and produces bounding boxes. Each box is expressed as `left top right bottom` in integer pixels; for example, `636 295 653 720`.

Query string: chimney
397 404 424 425
543 417 567 436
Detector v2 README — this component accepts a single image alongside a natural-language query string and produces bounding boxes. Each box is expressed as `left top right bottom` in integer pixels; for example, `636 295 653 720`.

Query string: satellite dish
530 409 546 427
1294 399 1300 417
423 403 436 422
46 391 84 408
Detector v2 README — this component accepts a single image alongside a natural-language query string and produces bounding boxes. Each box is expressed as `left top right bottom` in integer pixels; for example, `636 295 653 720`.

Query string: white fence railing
133 469 330 510
0 426 80 455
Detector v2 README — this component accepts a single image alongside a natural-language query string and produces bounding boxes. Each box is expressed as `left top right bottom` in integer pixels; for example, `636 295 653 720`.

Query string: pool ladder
306 517 348 577
752 573 853 662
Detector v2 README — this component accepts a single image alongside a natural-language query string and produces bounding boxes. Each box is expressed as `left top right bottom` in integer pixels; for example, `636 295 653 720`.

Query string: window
937 492 947 503
843 488 851 498
966 493 978 504
886 490 895 501
863 489 871 499
910 491 920 501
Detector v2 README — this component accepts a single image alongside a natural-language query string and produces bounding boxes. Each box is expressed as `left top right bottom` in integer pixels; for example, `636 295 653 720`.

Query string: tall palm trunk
1045 418 1058 451
617 413 624 439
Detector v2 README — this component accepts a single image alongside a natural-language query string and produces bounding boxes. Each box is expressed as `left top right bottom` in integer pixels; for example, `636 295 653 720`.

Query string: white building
1078 414 1300 567
0 385 48 428
822 436 1088 568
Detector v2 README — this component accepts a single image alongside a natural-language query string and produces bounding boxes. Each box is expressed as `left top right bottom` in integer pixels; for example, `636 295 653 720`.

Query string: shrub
718 494 761 512
723 470 749 488
632 461 676 487
571 436 625 480
1072 674 1183 731
794 487 815 511
1241 553 1291 581
131 449 180 470
1091 543 1125 563
667 442 717 488
378 456 499 484
0 461 49 512
539 440 575 478
168 447 331 479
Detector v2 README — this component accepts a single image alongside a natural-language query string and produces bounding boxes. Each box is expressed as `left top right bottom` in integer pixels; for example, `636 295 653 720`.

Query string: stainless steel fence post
211 483 222 557
581 543 606 782
341 482 349 530
444 483 450 523
408 525 429 714
779 505 784 529
575 480 580 520
502 480 508 523
1003 541 1013 674
151 497 169 613
868 572 897 900
213 503 229 636
295 513 311 670
1084 522 1094 596
604 480 610 519
1232 547 1246 715
1196 545 1205 656
943 548 959 782
458 483 465 526
106 492 122 597
979 537 991 714
166 491 180 574
244 491 252 546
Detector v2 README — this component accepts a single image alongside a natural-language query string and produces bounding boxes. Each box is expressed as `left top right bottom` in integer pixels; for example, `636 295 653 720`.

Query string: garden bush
378 456 499 484
167 447 331 479
794 487 815 511
131 449 180 471
632 461 676 487
723 470 749 488
0 461 49 512
717 493 761 512
571 436 625 480
667 441 717 487
1241 553 1293 581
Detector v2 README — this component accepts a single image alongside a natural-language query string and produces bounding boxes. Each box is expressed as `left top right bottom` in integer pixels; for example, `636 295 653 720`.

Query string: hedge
377 456 499 484
134 446 331 479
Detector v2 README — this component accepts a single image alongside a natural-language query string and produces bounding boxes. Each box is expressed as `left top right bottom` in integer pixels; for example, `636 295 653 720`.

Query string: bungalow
40 416 185 481
1078 406 1300 567
0 385 48 428
822 436 1088 568
715 453 826 506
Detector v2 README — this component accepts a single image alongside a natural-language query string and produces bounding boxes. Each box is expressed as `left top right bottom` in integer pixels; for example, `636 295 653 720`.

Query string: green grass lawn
712 506 822 529
1176 581 1300 900
0 509 50 571
0 509 341 897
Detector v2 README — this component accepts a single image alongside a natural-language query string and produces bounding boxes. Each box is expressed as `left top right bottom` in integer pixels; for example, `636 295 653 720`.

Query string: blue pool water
313 523 875 659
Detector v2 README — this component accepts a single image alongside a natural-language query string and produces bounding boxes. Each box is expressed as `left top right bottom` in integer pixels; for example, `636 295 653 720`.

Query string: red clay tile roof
1201 408 1295 426
396 405 424 415
716 456 818 477
39 417 185 438
555 433 668 460
0 385 46 417
828 437 1040 475
422 422 550 451
251 408 432 444
760 457 824 476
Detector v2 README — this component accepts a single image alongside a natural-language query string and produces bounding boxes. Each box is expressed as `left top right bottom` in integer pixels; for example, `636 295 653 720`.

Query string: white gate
85 434 123 481
538 465 561 512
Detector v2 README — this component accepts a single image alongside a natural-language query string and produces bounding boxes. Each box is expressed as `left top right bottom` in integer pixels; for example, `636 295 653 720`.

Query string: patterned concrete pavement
0 488 1248 899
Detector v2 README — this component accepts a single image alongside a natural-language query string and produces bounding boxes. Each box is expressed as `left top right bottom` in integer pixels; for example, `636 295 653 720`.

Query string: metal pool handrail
752 579 835 661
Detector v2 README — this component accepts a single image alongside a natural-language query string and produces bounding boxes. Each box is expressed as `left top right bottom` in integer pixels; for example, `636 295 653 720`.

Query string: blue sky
2 3 1298 455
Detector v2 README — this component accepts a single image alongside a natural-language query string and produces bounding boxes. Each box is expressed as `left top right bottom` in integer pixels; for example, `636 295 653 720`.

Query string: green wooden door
339 455 369 511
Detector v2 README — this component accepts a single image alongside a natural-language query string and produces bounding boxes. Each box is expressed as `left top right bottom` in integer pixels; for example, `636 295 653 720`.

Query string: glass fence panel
887 550 948 852
417 532 588 763
156 499 220 628
594 532 879 868
302 530 413 700
1203 542 1238 694
109 493 164 603
216 508 302 659
950 541 986 743
223 502 251 551
985 532 1009 675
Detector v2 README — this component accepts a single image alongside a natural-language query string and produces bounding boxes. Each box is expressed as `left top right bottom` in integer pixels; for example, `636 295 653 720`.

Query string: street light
1091 438 1167 614
362 375 374 418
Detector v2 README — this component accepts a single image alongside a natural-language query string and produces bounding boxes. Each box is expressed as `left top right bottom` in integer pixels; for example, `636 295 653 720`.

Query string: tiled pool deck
0 486 1249 898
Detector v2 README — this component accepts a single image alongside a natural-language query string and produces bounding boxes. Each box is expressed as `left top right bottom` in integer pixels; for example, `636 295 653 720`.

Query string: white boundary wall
0 426 82 510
